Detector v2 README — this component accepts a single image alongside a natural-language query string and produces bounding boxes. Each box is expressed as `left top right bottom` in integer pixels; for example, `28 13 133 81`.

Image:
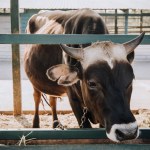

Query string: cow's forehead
81 41 127 69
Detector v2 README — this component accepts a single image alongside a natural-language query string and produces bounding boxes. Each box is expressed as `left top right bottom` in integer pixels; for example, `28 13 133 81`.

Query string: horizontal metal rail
0 128 150 140
101 13 150 17
0 34 150 44
0 129 106 140
0 145 150 150
0 129 150 149
1 12 150 17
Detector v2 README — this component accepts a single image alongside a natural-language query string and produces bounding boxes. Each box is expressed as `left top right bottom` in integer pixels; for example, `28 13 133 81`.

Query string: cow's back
26 10 73 34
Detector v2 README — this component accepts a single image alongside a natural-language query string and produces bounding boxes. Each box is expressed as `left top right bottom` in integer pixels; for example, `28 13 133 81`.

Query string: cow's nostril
115 128 138 141
115 129 125 141
106 122 139 142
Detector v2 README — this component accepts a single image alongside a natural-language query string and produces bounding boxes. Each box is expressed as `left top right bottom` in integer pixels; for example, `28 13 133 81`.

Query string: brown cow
24 8 144 142
24 9 108 128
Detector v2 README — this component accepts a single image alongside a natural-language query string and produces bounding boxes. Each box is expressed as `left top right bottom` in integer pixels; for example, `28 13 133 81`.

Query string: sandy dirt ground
0 109 150 129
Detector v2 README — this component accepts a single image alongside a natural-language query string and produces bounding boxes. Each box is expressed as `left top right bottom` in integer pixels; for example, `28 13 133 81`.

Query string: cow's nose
115 127 138 141
106 121 139 142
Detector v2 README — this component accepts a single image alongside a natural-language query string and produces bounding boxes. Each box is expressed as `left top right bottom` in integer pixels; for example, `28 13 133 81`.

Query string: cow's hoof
53 120 60 128
32 124 40 128
53 120 65 129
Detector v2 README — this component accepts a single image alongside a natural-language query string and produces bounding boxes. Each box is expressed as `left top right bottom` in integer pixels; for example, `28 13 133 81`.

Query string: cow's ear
46 64 79 86
127 52 134 64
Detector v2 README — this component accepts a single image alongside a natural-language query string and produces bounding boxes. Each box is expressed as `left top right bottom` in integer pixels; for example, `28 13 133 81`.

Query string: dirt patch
0 113 77 129
0 109 150 129
134 109 150 128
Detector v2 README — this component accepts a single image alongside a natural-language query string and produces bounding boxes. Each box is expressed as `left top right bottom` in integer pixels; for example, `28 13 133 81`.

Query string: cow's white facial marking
81 41 127 70
106 121 139 142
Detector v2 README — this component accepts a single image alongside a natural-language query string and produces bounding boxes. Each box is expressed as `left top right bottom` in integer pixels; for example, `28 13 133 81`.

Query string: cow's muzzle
106 121 139 142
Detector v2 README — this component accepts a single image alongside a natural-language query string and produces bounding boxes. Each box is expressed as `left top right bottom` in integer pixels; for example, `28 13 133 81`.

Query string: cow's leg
69 98 91 128
67 87 92 128
33 88 41 128
49 96 59 128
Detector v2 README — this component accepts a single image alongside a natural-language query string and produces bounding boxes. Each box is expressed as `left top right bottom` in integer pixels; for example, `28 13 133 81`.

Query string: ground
0 109 150 129
0 80 150 129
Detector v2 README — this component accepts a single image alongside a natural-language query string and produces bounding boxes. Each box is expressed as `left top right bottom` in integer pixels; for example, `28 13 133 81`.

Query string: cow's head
47 32 145 142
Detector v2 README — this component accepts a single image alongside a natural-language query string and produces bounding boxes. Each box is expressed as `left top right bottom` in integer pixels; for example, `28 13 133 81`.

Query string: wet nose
115 127 138 141
106 122 139 142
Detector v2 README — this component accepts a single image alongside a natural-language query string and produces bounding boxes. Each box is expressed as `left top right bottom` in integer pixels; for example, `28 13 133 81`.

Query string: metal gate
0 0 150 149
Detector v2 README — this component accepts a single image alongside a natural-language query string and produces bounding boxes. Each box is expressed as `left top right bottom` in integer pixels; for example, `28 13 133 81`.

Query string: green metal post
140 10 143 33
11 0 22 115
115 9 118 34
124 9 129 34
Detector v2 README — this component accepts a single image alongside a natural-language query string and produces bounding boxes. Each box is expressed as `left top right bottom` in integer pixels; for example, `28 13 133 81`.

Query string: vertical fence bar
124 9 129 34
11 0 22 115
140 10 143 33
115 9 118 34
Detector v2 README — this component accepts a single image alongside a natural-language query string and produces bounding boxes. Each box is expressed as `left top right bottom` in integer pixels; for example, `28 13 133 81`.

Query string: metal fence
0 0 150 148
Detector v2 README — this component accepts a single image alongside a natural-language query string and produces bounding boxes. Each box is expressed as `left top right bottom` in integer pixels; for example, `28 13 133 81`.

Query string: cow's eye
87 80 97 89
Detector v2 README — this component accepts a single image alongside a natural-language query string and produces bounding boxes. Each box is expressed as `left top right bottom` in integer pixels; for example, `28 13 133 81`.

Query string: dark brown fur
24 9 108 128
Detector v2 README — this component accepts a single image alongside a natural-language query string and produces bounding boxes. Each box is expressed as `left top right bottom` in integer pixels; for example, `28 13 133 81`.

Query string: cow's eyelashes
87 80 97 89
